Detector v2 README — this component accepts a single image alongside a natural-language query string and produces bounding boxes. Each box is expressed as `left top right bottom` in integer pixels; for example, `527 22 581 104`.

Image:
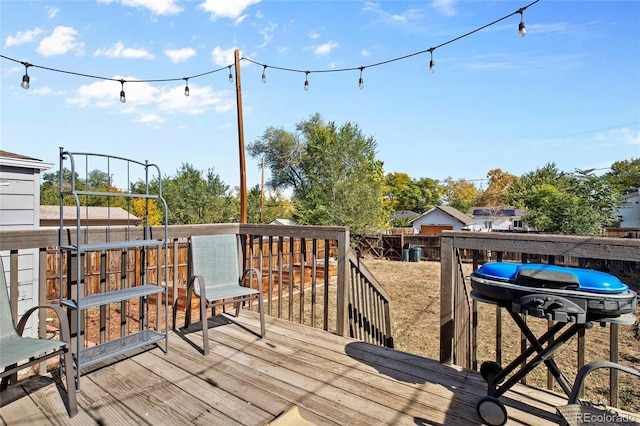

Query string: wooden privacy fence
439 231 640 408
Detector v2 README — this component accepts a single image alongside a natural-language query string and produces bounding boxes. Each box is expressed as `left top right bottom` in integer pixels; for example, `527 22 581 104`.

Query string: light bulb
21 74 30 89
428 49 435 74
120 90 126 103
228 66 233 83
358 67 364 89
519 21 526 37
262 65 267 83
184 78 190 97
304 72 309 91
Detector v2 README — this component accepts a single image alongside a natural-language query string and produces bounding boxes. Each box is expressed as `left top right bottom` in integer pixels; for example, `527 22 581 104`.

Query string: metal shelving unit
58 148 169 390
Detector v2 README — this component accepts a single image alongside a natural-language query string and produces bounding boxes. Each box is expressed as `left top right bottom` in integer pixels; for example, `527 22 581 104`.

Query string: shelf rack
58 148 169 391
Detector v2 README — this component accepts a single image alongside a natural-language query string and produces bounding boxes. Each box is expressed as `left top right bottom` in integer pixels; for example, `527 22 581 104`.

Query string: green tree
603 158 640 195
159 163 237 225
248 113 387 234
505 163 623 235
441 177 481 213
383 173 442 214
247 185 294 224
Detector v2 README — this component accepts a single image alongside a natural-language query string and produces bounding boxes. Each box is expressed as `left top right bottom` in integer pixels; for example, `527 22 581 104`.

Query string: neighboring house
0 150 53 338
471 206 530 232
410 206 474 235
40 205 141 227
616 189 640 229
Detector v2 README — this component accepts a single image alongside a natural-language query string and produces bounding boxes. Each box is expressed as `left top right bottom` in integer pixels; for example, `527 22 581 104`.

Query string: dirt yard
360 257 640 413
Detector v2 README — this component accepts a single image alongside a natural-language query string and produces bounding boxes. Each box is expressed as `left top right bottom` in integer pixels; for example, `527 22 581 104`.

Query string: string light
518 8 527 37
183 77 190 97
428 49 435 73
119 79 126 103
0 0 539 94
21 62 31 89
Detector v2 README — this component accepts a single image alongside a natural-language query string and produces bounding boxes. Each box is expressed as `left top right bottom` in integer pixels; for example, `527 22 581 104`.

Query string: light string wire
0 0 539 89
243 0 539 76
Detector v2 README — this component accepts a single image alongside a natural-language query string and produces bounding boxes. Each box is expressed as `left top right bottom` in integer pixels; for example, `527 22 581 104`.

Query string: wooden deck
1 311 568 426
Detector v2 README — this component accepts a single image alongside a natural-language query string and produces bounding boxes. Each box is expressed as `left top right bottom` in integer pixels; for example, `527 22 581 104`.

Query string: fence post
440 233 456 364
336 227 350 337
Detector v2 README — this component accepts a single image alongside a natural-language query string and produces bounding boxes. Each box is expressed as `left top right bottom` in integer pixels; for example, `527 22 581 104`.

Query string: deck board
1 311 569 425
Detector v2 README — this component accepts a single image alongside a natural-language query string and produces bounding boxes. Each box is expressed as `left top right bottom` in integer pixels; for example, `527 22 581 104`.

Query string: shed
40 205 141 227
410 206 474 235
0 150 53 337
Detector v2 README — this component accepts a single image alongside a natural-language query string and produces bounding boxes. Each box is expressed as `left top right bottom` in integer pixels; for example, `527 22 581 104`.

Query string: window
512 220 523 229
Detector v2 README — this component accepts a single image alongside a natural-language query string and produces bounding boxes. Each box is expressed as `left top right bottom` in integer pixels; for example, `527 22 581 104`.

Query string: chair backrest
190 235 243 297
0 257 18 341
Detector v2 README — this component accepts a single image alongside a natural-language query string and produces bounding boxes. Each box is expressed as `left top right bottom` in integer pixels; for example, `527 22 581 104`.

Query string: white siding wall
0 163 47 337
412 210 465 234
618 192 640 229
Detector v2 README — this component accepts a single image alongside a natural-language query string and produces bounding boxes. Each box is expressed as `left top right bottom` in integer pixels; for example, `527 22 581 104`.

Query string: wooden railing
0 223 395 355
440 231 640 407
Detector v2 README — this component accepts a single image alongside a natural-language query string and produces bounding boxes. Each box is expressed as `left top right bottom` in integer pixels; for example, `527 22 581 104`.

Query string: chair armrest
568 361 640 404
187 274 207 301
15 303 72 344
242 267 263 293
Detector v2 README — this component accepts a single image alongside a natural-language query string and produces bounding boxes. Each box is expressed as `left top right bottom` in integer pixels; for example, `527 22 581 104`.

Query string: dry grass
360 257 640 414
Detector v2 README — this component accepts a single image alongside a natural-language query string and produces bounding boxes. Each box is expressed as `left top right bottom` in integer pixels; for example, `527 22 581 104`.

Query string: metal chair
184 234 265 355
0 257 77 417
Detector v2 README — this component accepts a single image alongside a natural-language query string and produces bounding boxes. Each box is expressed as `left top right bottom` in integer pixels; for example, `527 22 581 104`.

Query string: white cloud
97 0 182 15
211 46 237 66
198 0 260 20
308 31 321 40
164 47 196 63
363 2 426 24
37 26 84 56
66 77 234 126
257 22 277 48
432 0 456 17
45 6 60 19
314 41 339 56
94 42 155 59
5 28 44 48
361 49 372 58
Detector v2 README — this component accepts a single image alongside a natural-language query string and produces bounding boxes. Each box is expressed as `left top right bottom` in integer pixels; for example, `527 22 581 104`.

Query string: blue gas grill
469 262 637 426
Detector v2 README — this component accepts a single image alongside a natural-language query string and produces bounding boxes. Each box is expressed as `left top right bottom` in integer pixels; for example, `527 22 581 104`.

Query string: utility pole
260 156 265 223
234 49 247 223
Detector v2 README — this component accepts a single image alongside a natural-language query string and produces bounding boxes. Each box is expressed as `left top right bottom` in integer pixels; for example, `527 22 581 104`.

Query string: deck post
336 227 350 337
440 233 456 364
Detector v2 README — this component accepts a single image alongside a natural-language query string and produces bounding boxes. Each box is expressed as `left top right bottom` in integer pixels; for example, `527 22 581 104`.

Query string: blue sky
1 0 639 192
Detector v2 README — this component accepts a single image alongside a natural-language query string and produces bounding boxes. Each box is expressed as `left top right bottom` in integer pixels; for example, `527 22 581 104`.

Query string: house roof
0 150 53 171
269 218 297 226
40 205 140 224
390 210 419 220
471 206 526 217
411 206 474 226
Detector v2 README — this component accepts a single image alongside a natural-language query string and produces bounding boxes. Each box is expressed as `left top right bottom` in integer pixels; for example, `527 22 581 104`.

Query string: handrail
0 224 394 350
347 251 394 348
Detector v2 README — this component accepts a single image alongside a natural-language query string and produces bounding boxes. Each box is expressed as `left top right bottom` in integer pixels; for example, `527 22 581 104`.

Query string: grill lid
474 262 629 294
